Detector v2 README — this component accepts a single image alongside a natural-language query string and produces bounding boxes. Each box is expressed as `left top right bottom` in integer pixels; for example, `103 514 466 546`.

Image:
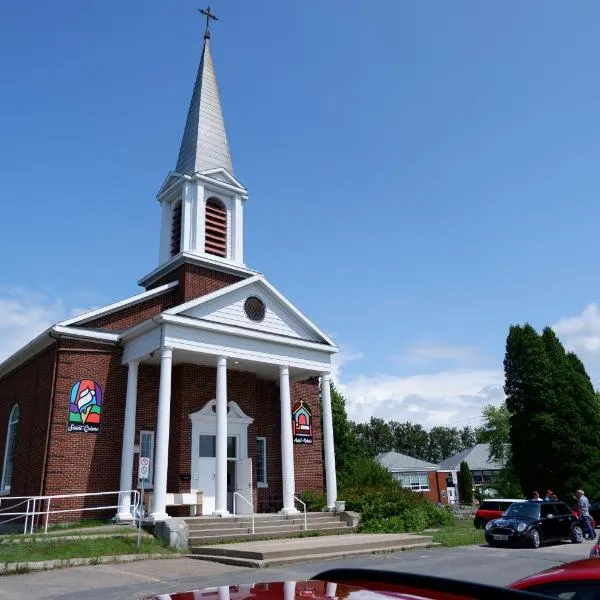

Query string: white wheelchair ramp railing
0 490 140 534
233 492 255 534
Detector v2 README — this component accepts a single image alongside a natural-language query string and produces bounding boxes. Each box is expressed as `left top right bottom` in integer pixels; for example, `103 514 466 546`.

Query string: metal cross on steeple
198 6 218 39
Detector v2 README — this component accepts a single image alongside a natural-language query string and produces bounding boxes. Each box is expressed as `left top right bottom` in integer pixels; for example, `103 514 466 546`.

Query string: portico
116 275 338 522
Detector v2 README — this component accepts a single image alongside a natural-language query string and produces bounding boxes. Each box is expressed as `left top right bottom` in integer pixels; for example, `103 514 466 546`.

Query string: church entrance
189 401 253 515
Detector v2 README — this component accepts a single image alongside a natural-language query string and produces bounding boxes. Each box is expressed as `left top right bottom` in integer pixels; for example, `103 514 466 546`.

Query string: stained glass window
139 430 154 487
1 405 19 493
256 437 267 487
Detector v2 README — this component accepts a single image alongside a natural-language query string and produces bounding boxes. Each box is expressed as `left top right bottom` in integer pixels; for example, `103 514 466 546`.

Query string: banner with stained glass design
68 379 103 433
292 400 312 444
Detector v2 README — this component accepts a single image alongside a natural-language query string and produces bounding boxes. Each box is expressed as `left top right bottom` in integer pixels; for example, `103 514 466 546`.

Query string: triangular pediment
189 400 253 424
156 172 185 197
199 168 246 191
165 275 335 346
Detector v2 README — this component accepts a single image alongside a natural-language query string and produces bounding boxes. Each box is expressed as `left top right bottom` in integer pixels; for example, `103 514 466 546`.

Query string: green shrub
298 490 327 512
359 516 405 533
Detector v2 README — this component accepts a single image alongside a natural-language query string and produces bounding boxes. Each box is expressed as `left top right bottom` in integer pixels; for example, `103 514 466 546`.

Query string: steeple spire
175 10 233 176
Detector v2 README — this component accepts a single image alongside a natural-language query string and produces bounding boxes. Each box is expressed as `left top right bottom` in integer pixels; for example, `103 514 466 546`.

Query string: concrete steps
185 512 354 545
190 533 435 567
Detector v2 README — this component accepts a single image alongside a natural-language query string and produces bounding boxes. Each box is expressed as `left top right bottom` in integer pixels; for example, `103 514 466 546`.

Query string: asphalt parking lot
0 541 594 600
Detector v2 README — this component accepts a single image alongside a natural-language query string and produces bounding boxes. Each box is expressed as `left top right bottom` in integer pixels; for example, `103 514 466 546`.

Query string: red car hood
140 581 456 600
511 558 600 589
140 573 550 600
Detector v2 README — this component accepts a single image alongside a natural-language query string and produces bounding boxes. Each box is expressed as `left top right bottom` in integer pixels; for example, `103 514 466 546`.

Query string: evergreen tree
504 323 600 499
458 461 473 504
504 324 556 496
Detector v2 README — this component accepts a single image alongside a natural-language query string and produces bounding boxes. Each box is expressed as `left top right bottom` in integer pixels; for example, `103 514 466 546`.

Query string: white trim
138 251 258 289
165 275 261 314
164 275 337 349
59 282 178 327
256 437 267 488
0 327 55 381
1 405 19 494
199 168 247 192
156 171 187 199
52 326 120 343
0 325 120 382
162 314 337 353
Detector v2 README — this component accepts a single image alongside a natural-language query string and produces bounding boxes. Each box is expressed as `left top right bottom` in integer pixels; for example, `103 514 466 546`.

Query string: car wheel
487 539 497 548
529 528 541 549
571 524 584 544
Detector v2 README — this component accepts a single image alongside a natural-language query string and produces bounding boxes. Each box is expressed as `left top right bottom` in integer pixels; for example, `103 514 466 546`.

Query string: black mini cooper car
485 500 584 548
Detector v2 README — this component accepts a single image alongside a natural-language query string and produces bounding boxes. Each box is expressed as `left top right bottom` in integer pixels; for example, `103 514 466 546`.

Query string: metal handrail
233 492 255 534
0 490 140 534
293 495 307 530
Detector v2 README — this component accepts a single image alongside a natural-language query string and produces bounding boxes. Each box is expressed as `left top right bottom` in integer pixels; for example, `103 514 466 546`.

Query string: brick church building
0 22 338 523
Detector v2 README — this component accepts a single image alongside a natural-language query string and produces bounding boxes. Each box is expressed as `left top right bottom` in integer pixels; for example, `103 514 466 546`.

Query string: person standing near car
576 490 596 540
532 491 543 501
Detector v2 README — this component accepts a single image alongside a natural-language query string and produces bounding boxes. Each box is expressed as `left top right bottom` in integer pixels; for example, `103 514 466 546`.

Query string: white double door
190 401 253 515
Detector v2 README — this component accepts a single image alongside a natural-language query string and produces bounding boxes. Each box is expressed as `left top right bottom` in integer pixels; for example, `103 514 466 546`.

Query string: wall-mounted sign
292 400 313 444
68 379 103 433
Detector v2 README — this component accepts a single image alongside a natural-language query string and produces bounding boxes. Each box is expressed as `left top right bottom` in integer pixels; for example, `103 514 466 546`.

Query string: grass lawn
0 536 174 563
430 520 485 547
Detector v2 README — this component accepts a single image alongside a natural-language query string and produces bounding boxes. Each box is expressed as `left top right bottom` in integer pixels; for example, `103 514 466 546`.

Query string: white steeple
146 13 249 286
175 35 233 176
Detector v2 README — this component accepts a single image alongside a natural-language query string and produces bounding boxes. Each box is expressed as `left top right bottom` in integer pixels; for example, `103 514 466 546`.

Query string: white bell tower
154 26 248 272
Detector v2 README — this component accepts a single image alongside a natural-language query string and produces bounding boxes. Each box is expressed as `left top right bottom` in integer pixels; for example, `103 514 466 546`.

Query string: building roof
439 443 502 471
176 37 233 176
375 451 439 473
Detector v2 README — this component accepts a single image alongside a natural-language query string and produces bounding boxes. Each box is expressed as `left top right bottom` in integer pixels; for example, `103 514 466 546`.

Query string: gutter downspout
39 332 60 499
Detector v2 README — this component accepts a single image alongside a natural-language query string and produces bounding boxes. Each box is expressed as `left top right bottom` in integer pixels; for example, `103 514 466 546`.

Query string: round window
244 296 266 322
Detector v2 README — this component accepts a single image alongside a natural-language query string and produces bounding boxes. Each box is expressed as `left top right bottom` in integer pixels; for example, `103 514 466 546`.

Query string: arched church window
1 404 19 494
170 201 182 257
205 198 227 257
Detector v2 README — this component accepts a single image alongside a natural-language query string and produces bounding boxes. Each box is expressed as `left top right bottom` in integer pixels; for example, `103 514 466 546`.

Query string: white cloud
553 304 600 377
333 343 504 428
0 290 71 363
398 341 486 366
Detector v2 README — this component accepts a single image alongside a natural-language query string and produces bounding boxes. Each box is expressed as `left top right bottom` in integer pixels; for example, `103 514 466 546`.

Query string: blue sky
2 1 600 427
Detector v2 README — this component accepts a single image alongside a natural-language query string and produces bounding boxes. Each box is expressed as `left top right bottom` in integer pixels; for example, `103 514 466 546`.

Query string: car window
498 501 513 511
541 504 556 518
505 502 540 519
528 581 600 600
479 501 493 510
555 503 572 516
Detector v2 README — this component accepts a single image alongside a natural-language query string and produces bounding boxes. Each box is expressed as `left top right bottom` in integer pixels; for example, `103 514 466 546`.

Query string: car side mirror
547 513 554 519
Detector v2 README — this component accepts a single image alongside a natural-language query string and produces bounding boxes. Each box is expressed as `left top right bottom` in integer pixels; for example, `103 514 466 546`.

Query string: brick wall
42 339 126 520
2 338 324 522
81 289 177 331
424 471 449 504
146 262 243 304
0 344 57 499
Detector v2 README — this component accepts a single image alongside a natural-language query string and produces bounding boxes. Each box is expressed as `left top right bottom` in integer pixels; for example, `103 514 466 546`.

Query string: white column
234 195 244 264
150 347 173 521
158 201 173 264
280 365 299 515
321 373 337 511
116 361 139 522
214 356 229 516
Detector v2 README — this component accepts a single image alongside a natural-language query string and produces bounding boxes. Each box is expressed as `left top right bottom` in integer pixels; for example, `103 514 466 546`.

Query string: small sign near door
292 400 313 444
138 457 151 481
